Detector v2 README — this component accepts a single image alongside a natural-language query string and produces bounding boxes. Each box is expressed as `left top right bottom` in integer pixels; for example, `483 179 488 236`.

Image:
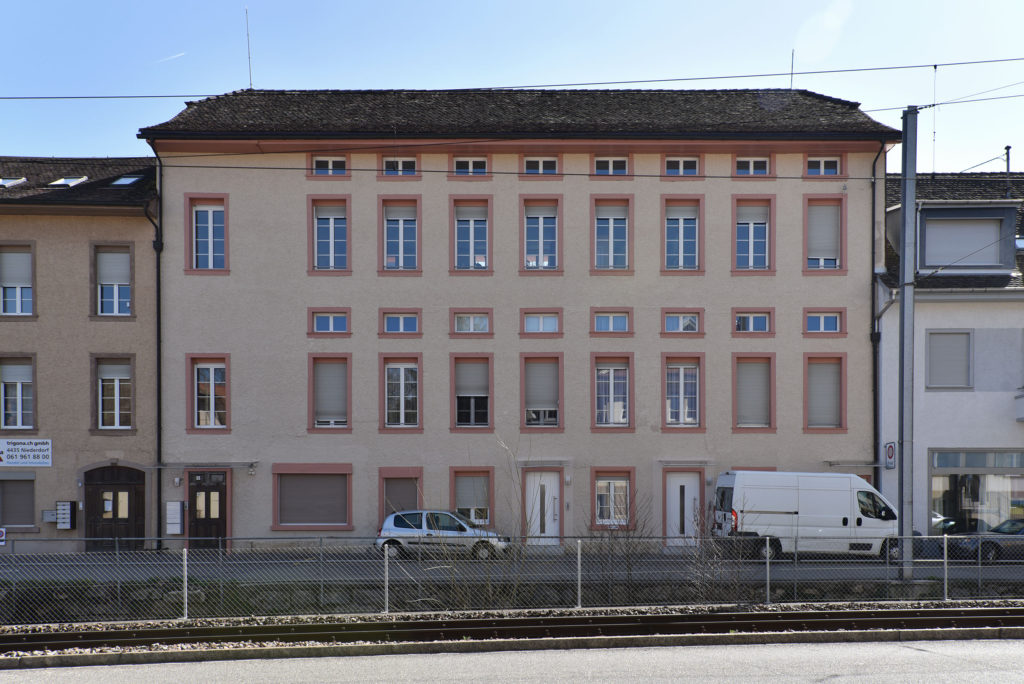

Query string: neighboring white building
878 172 1024 535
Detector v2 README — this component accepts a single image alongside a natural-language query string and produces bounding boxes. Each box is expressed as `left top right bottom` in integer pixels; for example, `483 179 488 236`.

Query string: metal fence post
942 535 948 601
182 547 188 620
115 536 122 618
319 536 325 609
765 537 771 604
383 545 389 614
576 539 582 609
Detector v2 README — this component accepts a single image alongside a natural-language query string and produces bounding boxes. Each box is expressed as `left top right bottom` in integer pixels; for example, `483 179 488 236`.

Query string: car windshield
451 511 478 528
990 519 1024 535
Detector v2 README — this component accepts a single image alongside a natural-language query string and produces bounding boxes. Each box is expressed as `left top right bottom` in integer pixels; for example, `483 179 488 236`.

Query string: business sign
0 439 52 467
884 441 896 470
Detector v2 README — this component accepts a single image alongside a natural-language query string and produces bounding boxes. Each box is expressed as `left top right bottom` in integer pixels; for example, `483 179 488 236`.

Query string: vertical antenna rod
245 8 253 89
790 50 795 89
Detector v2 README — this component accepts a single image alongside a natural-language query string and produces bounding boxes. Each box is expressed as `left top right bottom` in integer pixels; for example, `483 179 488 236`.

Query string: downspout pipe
870 140 885 488
143 152 164 549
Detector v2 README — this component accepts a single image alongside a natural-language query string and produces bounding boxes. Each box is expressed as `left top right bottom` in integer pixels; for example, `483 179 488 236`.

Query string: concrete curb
3 626 1024 670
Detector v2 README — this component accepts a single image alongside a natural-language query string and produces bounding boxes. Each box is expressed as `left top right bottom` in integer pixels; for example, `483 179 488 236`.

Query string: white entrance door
665 472 701 546
524 470 560 545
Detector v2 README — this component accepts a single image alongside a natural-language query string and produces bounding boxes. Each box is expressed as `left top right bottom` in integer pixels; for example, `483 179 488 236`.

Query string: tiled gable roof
139 89 900 141
0 157 156 207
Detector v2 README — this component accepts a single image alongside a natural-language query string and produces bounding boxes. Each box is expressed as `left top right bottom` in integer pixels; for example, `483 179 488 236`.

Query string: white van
712 471 898 560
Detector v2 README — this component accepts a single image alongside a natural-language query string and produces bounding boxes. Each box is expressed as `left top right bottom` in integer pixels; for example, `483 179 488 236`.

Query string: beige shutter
315 205 346 219
455 360 488 396
924 218 1000 266
665 204 698 220
0 361 31 383
807 203 840 260
314 361 348 423
455 205 488 220
384 205 416 220
736 360 770 427
278 473 347 524
736 204 769 224
525 361 558 410
96 250 130 284
807 361 841 427
595 204 628 219
525 203 557 218
0 249 31 285
455 475 489 510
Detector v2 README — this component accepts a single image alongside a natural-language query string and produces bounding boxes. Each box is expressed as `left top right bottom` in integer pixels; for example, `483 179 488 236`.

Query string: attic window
0 177 27 188
48 176 87 188
111 175 143 186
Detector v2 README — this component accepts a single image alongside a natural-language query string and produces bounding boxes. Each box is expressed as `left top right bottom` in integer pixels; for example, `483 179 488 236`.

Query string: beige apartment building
140 89 899 545
0 158 157 550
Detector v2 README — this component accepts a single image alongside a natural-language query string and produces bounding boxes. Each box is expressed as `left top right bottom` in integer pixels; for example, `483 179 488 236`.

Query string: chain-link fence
2 534 1023 624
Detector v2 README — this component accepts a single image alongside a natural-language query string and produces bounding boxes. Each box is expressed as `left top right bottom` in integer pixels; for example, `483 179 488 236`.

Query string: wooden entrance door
84 466 145 551
188 470 227 548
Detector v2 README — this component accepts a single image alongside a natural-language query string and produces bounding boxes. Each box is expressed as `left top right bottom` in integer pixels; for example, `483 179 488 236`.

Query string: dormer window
48 176 87 188
918 205 1017 273
0 177 27 188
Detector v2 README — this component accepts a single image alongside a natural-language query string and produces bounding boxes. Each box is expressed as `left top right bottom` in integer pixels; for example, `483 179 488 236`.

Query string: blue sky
4 0 1024 173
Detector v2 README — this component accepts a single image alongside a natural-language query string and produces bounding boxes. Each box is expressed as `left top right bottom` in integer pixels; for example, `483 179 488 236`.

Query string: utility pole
897 106 918 575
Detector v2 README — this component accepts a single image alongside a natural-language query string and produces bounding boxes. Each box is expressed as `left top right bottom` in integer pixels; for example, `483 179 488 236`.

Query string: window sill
379 425 424 434
731 174 776 180
589 268 634 276
89 314 137 322
305 173 351 181
185 427 232 435
732 332 775 339
448 269 493 277
802 331 846 339
184 268 231 276
589 522 636 531
803 427 848 434
519 332 563 339
730 268 775 276
519 269 563 276
660 175 704 181
521 424 564 434
308 332 352 339
451 426 495 434
0 314 39 321
802 174 849 181
591 425 635 433
518 174 564 181
449 332 495 340
925 386 974 392
660 332 705 339
308 426 353 434
308 268 352 277
446 174 493 182
802 268 848 276
271 523 353 531
590 331 633 338
0 428 38 435
378 269 422 277
661 425 706 433
376 174 422 181
732 426 776 434
89 428 138 436
378 332 423 339
660 268 704 276
588 175 633 181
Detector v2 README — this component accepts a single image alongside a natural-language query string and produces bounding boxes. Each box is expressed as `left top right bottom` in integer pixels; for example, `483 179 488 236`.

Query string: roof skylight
48 176 88 188
111 175 143 186
0 177 27 188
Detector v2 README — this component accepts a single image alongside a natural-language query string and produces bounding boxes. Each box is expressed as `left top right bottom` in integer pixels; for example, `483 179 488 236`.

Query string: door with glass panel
188 470 227 548
524 470 560 545
84 466 145 551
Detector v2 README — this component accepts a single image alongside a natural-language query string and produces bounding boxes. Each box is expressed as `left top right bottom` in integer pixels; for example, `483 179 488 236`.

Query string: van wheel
980 542 1000 564
759 539 781 561
472 542 494 561
881 539 899 563
382 541 402 559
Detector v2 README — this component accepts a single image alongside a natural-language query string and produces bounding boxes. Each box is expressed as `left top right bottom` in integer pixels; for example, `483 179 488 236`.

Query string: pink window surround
802 194 848 276
589 306 634 338
661 467 705 542
185 353 231 435
731 153 777 179
590 352 635 433
447 155 493 181
307 353 353 434
661 195 705 276
660 352 706 433
659 154 704 181
518 154 564 180
378 196 422 277
449 466 497 528
802 307 848 338
0 241 37 321
376 155 421 181
732 466 778 471
802 153 849 180
378 466 423 526
304 152 350 180
731 195 776 277
378 353 423 434
520 352 565 433
307 194 352 276
271 463 353 531
449 353 494 433
307 307 352 338
184 467 233 546
660 307 705 338
803 353 848 434
183 193 229 275
732 353 776 434
378 308 423 338
449 307 495 339
519 308 564 339
589 466 637 531
519 466 564 539
731 306 776 338
89 352 137 435
448 196 493 275
519 194 564 276
590 196 634 276
589 154 635 180
90 241 136 322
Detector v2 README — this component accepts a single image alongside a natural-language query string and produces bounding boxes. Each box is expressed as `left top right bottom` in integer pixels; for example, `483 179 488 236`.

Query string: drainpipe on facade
870 140 885 488
143 153 164 550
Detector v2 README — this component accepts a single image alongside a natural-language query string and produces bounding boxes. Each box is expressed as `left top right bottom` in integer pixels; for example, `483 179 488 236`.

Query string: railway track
4 606 1024 653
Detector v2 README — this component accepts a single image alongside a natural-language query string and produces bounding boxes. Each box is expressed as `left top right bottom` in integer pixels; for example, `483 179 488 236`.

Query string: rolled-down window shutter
315 205 346 219
314 361 348 423
0 250 31 285
665 205 698 220
807 204 840 260
927 332 971 386
736 360 770 427
97 363 131 380
924 219 1000 266
278 473 347 524
525 361 558 409
0 480 34 526
455 205 487 220
384 205 417 220
596 204 628 219
525 203 557 218
455 361 488 396
0 362 32 383
807 361 841 427
455 475 488 509
96 250 130 284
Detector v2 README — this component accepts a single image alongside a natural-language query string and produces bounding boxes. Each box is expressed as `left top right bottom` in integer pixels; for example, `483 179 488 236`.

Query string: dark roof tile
0 157 156 207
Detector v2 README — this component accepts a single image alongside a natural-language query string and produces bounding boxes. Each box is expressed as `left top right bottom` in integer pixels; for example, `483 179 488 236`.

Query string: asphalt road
3 640 1023 683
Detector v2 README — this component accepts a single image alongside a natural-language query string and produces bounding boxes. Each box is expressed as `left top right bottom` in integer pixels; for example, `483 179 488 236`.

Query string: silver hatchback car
375 510 510 560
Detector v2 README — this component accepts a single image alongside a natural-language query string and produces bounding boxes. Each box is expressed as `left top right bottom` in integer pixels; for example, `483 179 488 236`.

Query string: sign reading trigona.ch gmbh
0 439 52 467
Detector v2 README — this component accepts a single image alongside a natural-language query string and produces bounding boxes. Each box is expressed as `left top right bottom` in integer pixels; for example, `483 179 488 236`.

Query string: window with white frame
384 204 417 270
49 176 87 188
454 473 490 524
735 312 770 333
454 360 489 427
807 358 842 428
454 205 488 270
665 313 699 333
314 204 347 270
1 361 33 430
807 202 840 269
594 312 628 333
454 158 487 175
0 177 27 188
666 362 699 426
595 363 629 426
97 361 132 429
0 247 33 315
595 204 628 270
807 157 840 176
736 204 769 270
313 359 348 427
192 205 225 270
96 248 131 315
383 158 416 175
524 158 557 175
595 158 627 175
524 359 559 427
735 359 771 428
524 313 559 334
736 158 769 175
922 217 1004 268
926 331 972 388
806 312 840 333
383 313 418 333
454 313 489 333
665 204 698 270
313 157 346 175
193 362 227 428
385 362 418 427
524 203 558 270
313 312 348 334
595 475 630 524
665 158 698 176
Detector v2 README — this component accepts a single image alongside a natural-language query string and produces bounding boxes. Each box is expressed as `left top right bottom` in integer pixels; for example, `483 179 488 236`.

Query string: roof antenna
245 7 254 89
789 50 795 89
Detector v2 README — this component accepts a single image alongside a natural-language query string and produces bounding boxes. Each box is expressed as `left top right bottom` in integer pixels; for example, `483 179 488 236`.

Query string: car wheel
382 541 402 559
881 539 899 563
758 538 780 561
980 542 1000 564
472 542 494 561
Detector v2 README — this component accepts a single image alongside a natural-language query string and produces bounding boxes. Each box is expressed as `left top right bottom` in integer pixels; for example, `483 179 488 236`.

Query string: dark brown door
188 471 227 548
84 466 145 551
